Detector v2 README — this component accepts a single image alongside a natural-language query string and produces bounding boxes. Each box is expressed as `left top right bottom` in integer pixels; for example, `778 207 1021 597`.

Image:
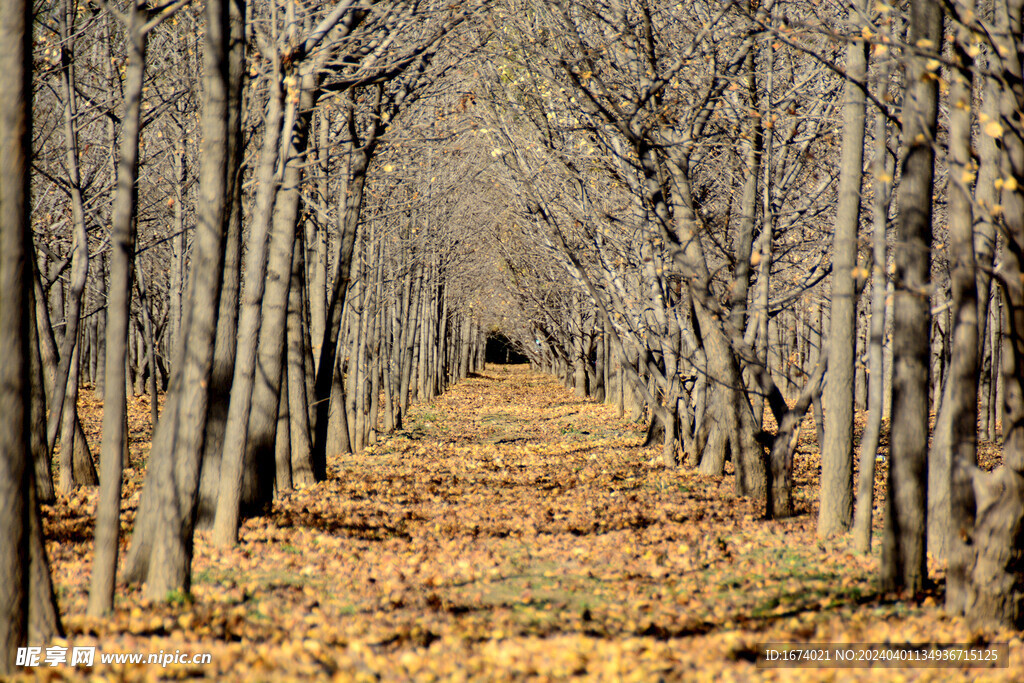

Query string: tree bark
881 0 941 595
287 235 316 485
820 0 867 537
0 0 33 665
312 95 378 465
88 4 148 616
197 0 247 531
238 63 324 524
29 281 55 505
853 57 894 553
124 0 233 599
47 0 94 491
940 0 979 610
963 0 1024 628
209 68 285 544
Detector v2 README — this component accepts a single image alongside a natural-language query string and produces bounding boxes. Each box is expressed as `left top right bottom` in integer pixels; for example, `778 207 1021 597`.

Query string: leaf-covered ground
26 365 1023 681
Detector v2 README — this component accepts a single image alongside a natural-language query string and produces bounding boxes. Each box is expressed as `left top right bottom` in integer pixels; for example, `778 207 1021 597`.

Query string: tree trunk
767 358 828 519
88 5 147 616
881 0 940 594
0 0 33 664
169 143 186 361
853 59 894 553
124 0 233 600
399 266 422 418
46 0 93 487
972 27 1001 438
198 0 248 532
963 0 1024 628
60 337 98 491
312 91 382 466
243 69 322 514
287 227 316 485
940 0 979 610
274 365 292 493
208 69 285 543
28 473 63 644
137 270 160 426
308 110 330 355
29 282 55 505
196 0 248 531
820 0 867 538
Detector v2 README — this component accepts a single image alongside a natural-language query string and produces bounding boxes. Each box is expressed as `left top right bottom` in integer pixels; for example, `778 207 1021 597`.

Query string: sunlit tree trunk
47 0 94 494
313 96 377 464
820 0 867 538
973 16 1001 441
964 0 1024 628
208 65 285 543
287 228 316 485
853 56 894 554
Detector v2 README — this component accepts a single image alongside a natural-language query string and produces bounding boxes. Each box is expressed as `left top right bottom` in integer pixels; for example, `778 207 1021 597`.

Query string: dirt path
39 366 1023 680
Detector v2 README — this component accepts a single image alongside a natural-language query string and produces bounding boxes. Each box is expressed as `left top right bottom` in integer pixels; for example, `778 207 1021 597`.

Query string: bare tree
852 52 895 554
960 0 1024 628
0 0 62 663
1 0 35 667
88 0 185 617
881 0 941 595
939 0 979 613
124 0 235 599
819 0 868 538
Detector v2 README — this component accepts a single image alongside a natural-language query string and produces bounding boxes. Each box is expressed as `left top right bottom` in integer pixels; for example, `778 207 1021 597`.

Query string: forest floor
24 364 1023 681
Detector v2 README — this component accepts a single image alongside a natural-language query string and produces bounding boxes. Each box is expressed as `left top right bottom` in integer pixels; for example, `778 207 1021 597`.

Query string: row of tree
2 0 498 672
450 0 1024 626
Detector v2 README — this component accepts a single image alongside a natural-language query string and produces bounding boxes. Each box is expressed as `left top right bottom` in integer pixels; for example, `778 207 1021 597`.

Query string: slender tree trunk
60 336 97 491
137 270 160 426
287 236 316 485
124 0 233 599
29 303 56 505
88 6 147 616
855 311 868 411
399 265 422 417
729 49 762 344
312 97 377 465
196 0 248 530
882 0 940 594
28 472 63 644
941 0 979 610
309 111 329 353
274 364 292 493
853 59 894 553
974 25 1001 441
46 0 93 488
169 143 186 360
0 0 33 664
820 0 867 538
963 0 1024 628
991 296 1002 437
209 70 284 543
240 64 324 519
